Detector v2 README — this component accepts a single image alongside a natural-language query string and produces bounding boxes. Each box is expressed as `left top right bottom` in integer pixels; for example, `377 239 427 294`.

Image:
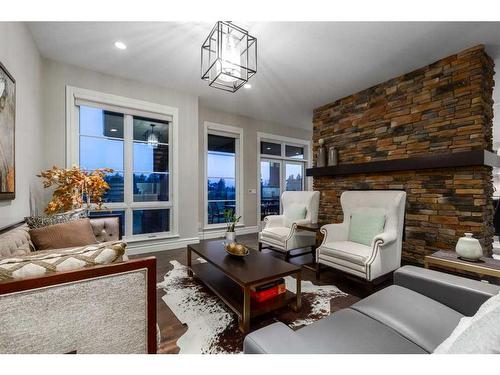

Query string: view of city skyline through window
260 140 306 220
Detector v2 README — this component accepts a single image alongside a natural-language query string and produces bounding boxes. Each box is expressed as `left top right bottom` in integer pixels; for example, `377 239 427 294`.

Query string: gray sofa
244 265 500 354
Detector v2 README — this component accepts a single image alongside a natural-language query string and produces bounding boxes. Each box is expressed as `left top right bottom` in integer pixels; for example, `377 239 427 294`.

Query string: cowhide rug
158 259 357 354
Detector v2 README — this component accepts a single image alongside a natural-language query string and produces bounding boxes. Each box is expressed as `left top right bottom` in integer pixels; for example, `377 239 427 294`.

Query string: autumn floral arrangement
38 165 112 214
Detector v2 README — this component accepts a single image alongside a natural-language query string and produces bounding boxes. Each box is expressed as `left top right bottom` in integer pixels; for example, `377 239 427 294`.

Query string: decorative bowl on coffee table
223 241 249 257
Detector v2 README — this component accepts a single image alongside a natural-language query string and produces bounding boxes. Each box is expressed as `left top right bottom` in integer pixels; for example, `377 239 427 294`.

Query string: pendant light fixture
145 124 159 149
201 21 257 93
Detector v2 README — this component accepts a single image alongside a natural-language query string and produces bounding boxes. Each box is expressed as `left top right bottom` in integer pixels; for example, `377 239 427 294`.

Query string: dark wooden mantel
306 150 500 177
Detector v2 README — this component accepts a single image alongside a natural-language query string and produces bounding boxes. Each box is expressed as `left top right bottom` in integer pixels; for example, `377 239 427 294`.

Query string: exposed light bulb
114 41 127 50
218 30 240 83
244 83 252 89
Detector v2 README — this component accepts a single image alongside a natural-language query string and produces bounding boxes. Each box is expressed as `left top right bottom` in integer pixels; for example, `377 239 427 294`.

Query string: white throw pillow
434 291 500 354
283 204 307 228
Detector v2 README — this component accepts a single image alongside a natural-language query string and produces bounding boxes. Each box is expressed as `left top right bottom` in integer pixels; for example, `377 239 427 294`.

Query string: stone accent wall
312 45 495 263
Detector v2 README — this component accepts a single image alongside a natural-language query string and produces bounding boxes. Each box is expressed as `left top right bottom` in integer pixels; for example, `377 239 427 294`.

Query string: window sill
124 233 180 243
202 223 245 231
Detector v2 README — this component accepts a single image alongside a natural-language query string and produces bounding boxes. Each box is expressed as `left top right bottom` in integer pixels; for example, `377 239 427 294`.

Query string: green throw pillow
348 211 386 246
284 204 307 227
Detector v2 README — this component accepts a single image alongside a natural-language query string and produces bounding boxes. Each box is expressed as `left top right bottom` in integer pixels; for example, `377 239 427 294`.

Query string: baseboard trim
198 226 260 240
125 226 260 255
126 236 200 255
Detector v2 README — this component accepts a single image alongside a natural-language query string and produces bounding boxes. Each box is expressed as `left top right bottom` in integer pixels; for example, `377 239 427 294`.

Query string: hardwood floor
131 234 389 354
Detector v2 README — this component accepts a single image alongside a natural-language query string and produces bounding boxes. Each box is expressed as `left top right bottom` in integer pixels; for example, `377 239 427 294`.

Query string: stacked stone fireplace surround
312 45 495 263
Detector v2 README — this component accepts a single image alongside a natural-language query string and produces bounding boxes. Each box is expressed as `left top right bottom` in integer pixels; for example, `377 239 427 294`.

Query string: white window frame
203 121 244 229
66 85 179 242
256 132 312 224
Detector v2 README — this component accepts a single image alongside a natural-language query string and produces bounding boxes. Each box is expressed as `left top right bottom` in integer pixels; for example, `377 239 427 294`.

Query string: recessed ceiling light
110 128 118 132
244 83 252 89
266 147 271 150
114 41 127 50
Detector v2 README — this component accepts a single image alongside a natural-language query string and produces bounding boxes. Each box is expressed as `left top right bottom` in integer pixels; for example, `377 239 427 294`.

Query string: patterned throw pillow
25 209 88 229
0 241 126 281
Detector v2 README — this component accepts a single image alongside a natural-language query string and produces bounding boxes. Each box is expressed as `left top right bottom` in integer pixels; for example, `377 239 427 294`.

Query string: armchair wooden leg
316 262 321 280
258 242 262 252
284 251 290 262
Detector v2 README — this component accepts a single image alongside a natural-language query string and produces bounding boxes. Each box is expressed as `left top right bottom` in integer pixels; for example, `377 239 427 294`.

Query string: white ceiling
27 22 500 131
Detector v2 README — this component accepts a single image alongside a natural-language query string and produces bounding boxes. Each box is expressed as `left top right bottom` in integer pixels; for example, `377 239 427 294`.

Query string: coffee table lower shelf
190 262 298 333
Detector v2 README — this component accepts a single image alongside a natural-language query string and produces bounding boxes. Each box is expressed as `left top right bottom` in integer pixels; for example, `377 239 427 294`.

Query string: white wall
494 104 500 150
198 105 312 233
41 59 199 250
0 23 44 229
1 39 312 247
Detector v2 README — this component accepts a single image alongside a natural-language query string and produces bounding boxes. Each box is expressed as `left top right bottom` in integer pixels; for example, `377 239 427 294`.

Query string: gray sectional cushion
244 309 426 354
394 266 500 316
244 322 307 354
351 285 463 353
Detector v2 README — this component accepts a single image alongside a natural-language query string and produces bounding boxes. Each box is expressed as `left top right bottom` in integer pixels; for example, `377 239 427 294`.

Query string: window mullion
124 114 134 238
236 137 241 219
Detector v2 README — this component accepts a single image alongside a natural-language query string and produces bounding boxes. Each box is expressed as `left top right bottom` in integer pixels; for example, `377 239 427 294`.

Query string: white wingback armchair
259 191 320 261
317 190 406 282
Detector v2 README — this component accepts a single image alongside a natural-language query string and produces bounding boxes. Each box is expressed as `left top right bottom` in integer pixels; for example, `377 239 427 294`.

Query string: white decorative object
455 233 483 261
225 231 236 242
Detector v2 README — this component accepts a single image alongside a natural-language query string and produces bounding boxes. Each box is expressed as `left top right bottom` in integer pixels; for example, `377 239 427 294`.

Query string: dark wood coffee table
187 240 302 333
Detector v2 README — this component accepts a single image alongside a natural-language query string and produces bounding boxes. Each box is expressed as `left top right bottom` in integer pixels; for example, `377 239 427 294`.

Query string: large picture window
204 123 242 227
68 87 177 241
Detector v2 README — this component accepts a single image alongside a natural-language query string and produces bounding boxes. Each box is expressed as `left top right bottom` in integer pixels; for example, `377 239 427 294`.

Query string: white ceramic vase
455 233 483 260
225 231 236 242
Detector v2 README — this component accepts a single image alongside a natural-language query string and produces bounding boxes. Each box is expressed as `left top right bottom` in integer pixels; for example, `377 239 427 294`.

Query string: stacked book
250 278 286 303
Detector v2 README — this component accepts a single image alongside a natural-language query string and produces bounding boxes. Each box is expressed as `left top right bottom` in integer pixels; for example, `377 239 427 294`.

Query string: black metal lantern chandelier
145 124 159 148
201 21 257 93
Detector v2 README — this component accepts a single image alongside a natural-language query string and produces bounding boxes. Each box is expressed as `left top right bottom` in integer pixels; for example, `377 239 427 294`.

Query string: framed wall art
0 61 15 200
